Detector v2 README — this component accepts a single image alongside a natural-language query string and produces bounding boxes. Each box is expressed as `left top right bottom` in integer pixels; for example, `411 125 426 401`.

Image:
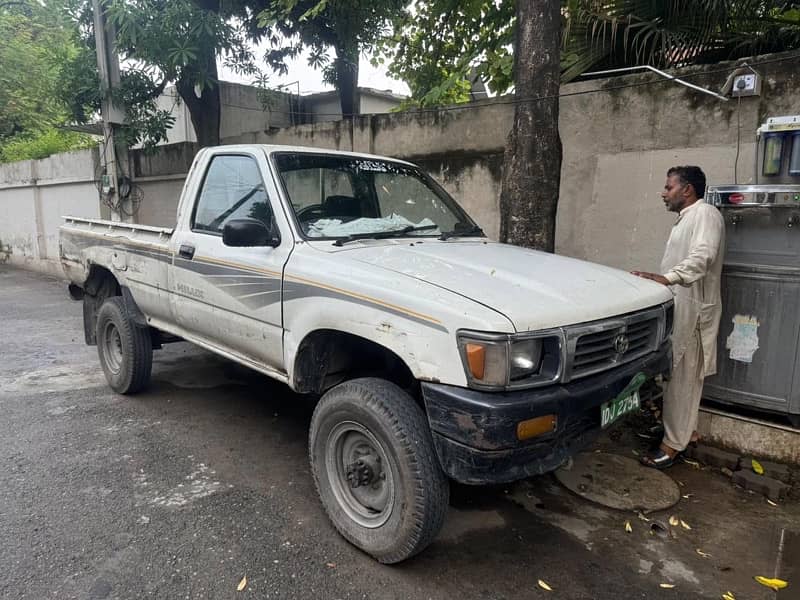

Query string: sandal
640 449 680 470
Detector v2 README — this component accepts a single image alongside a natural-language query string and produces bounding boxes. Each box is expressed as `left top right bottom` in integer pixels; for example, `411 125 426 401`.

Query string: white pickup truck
60 145 673 563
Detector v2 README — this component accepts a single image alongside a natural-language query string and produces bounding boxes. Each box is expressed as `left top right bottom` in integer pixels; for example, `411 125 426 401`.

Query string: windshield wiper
333 224 438 247
438 224 485 241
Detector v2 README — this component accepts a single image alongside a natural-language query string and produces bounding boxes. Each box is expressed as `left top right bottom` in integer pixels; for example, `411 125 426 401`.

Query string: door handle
178 244 195 260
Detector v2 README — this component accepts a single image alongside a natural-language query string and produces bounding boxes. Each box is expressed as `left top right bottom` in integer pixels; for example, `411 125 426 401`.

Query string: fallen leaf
677 480 685 487
659 583 676 589
680 520 692 530
696 549 711 558
722 592 736 600
751 459 764 475
669 515 680 527
682 494 694 499
326 562 336 568
767 499 778 507
537 579 553 591
754 576 788 591
237 575 247 592
625 521 633 533
683 458 701 468
637 511 651 522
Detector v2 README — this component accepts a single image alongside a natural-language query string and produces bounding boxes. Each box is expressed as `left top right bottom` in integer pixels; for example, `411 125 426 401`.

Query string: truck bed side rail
62 215 174 236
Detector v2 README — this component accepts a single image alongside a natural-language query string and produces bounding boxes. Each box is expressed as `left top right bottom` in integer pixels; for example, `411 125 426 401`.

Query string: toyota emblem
612 333 630 355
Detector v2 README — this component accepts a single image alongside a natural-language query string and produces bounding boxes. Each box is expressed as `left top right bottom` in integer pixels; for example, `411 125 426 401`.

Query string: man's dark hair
667 165 706 199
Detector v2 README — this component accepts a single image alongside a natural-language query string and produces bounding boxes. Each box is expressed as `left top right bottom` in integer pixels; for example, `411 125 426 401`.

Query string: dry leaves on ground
754 576 788 591
537 579 553 591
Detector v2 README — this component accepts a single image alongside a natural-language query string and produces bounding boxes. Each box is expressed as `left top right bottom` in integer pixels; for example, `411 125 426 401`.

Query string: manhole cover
554 451 681 511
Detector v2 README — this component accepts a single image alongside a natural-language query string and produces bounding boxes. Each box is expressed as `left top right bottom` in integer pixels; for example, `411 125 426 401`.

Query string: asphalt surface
1 266 795 600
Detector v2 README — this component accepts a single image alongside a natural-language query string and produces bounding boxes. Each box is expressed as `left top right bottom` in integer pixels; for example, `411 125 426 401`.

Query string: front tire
96 297 152 394
309 378 449 564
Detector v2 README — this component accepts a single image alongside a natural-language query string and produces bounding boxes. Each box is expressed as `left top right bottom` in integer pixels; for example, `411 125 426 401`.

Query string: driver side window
193 155 273 235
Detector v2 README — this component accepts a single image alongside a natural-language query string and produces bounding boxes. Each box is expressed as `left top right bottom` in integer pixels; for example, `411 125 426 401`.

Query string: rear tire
96 297 152 394
309 378 449 564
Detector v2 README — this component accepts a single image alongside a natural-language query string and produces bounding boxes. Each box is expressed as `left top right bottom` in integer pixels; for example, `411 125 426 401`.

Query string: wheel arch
82 265 121 345
291 329 418 399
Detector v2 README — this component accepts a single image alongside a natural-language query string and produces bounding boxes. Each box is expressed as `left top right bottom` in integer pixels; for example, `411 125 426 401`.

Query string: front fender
283 294 466 389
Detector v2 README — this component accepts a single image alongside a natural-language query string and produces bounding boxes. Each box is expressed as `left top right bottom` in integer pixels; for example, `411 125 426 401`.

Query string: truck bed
60 217 174 328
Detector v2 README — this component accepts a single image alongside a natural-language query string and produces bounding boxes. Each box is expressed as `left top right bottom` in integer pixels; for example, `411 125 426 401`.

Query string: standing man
632 166 725 469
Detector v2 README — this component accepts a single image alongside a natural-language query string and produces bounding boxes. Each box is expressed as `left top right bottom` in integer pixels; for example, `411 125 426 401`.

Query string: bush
0 129 97 163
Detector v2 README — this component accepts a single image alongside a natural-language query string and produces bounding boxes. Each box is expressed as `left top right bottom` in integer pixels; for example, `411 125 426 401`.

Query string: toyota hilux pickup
60 145 673 563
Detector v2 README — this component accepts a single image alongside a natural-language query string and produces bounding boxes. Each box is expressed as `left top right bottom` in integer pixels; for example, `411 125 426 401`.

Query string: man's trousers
663 328 704 452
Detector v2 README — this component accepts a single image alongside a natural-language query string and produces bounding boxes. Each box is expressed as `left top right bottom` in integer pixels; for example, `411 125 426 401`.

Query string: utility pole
92 0 133 222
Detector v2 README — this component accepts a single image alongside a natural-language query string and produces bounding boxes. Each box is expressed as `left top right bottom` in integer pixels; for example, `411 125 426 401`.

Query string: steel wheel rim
102 321 123 374
325 420 395 528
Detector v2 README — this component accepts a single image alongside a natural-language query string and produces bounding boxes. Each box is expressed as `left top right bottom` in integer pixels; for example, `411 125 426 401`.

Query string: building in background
154 82 406 145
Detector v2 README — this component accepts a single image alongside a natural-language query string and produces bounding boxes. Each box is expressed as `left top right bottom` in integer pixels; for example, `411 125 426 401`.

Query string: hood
332 240 673 332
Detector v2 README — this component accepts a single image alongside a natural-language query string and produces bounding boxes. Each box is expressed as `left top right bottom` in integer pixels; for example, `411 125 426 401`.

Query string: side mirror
222 218 280 247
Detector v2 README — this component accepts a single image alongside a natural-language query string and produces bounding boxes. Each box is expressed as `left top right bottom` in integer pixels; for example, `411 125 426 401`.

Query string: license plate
601 390 640 429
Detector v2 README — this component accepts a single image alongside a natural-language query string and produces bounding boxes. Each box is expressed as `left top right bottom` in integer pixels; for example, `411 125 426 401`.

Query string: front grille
567 309 661 380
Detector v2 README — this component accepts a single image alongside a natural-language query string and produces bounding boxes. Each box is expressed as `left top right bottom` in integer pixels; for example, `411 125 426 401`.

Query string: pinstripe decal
283 273 444 327
63 230 447 331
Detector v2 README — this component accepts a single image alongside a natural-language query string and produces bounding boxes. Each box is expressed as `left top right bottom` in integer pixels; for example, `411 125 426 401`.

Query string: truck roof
207 144 417 167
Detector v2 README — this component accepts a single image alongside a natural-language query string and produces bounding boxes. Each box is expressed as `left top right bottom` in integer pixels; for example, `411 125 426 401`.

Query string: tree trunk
334 46 360 117
175 48 222 148
498 0 562 251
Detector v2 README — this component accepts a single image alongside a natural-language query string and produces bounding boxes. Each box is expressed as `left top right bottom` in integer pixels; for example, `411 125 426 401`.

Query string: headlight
510 339 543 381
457 330 563 390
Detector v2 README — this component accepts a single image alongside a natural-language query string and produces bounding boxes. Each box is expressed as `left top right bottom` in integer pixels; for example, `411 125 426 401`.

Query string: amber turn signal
465 343 485 380
516 415 557 440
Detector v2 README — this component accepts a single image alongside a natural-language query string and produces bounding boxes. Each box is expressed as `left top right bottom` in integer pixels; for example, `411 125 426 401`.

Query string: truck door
168 150 292 371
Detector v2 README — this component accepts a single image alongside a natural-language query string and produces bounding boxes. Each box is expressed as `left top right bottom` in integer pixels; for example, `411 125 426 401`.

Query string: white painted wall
0 148 100 278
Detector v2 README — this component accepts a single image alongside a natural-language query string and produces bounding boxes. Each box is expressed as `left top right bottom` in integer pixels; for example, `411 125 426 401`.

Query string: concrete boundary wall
220 52 799 273
2 51 799 278
0 148 101 278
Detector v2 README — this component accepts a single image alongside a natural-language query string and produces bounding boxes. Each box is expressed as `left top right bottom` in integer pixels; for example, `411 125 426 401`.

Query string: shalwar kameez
659 200 725 452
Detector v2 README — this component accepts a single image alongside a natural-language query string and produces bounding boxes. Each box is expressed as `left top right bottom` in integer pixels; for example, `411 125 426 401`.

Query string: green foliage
378 0 515 107
562 0 800 81
0 1 91 158
257 0 405 113
104 0 257 84
0 128 96 163
384 1 800 106
58 0 264 148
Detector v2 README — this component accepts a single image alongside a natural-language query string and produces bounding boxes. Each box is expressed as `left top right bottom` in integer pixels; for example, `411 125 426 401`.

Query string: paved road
1 266 793 600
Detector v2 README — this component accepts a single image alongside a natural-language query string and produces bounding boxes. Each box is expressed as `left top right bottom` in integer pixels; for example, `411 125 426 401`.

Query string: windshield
272 152 479 240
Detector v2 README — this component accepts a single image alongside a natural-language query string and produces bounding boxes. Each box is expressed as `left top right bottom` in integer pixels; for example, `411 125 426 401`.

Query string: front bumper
421 341 671 485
